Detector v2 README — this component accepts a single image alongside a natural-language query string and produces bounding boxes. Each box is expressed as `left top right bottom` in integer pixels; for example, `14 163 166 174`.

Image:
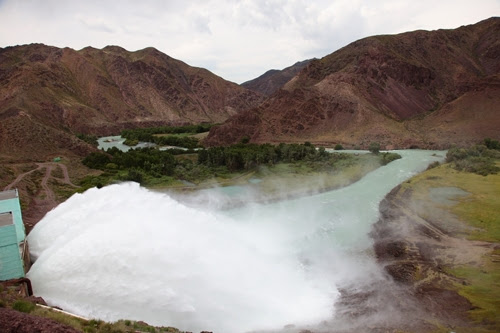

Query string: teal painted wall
0 224 24 280
0 196 25 244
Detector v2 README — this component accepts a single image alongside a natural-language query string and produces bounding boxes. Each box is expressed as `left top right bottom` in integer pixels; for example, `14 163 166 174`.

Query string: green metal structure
0 189 27 281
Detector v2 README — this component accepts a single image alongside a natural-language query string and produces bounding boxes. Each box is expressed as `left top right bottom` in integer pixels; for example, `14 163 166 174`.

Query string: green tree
125 168 144 184
368 142 380 154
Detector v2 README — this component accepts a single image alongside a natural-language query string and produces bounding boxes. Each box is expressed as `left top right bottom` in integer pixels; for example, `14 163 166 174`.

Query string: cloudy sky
0 0 499 83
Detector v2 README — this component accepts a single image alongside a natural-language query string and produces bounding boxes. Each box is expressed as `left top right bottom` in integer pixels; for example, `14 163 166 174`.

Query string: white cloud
0 0 498 83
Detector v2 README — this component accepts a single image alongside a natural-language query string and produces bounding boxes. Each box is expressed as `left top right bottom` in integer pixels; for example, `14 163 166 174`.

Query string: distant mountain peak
241 59 313 96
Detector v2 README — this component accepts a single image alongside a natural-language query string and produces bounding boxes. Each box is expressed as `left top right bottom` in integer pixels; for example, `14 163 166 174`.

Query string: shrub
484 138 500 150
76 133 98 146
446 146 500 176
368 142 380 154
426 161 440 170
380 152 401 165
12 300 35 313
125 168 144 184
82 152 112 169
334 144 344 150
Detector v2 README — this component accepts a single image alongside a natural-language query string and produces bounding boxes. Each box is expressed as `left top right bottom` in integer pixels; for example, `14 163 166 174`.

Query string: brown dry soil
0 307 81 333
0 157 97 232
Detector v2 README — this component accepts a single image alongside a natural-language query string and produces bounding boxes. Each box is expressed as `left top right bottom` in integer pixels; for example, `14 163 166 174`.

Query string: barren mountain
206 17 500 148
0 44 263 161
241 59 312 96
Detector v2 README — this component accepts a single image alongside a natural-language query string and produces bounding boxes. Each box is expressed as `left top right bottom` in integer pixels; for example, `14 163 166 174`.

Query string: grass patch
446 259 500 332
49 178 78 200
12 300 35 313
403 157 500 331
406 164 500 242
32 307 87 330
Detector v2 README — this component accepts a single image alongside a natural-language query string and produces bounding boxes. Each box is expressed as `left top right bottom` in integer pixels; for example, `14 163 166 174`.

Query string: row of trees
198 142 330 171
82 142 345 184
120 124 213 149
82 147 177 178
121 123 213 139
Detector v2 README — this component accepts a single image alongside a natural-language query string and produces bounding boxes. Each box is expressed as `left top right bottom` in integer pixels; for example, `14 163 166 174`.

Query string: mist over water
27 150 445 333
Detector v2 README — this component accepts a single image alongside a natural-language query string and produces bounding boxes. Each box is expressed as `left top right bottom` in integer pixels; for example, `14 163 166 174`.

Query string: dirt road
4 162 77 229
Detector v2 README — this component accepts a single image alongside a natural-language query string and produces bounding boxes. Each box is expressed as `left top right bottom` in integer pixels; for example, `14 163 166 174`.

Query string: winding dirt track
4 163 77 225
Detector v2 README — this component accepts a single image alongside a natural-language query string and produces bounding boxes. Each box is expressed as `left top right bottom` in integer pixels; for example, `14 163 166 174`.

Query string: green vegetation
198 142 329 171
446 144 500 176
410 161 500 242
334 143 344 150
484 138 500 150
12 300 35 313
380 152 401 165
120 124 213 149
81 142 401 190
122 124 213 138
403 146 500 331
368 142 381 154
77 133 99 146
447 260 500 331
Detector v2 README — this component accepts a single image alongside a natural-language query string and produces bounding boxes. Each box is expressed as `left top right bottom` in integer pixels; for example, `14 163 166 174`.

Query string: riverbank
371 162 500 332
156 153 386 209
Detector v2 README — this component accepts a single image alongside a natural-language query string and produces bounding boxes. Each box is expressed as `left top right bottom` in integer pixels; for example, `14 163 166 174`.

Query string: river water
97 135 155 152
26 150 445 333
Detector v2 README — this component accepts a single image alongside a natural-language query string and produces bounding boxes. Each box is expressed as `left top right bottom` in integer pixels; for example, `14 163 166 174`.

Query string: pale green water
222 150 446 271
97 135 155 152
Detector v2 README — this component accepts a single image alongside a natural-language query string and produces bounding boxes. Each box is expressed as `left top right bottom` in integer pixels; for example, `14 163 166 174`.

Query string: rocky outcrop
205 17 500 148
0 44 263 161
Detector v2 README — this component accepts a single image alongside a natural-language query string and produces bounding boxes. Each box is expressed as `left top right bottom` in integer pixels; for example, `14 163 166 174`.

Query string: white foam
27 182 334 333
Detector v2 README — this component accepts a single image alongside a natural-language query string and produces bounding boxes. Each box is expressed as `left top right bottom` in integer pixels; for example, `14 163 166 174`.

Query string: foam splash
27 182 335 333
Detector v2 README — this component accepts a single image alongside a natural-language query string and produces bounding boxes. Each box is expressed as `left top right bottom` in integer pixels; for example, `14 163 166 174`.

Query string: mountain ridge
0 43 263 161
205 17 500 148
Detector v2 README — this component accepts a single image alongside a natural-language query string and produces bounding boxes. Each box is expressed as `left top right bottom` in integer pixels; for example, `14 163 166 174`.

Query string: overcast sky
0 0 499 83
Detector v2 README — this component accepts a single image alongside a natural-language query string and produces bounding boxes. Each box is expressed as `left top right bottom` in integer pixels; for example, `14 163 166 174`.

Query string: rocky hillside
0 44 263 161
241 59 312 96
206 17 500 148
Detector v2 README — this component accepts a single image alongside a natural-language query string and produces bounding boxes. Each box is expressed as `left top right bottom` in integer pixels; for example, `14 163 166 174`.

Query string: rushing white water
27 150 445 333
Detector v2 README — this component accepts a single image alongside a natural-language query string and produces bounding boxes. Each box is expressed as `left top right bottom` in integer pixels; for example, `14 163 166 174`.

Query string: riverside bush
446 145 500 176
380 152 402 165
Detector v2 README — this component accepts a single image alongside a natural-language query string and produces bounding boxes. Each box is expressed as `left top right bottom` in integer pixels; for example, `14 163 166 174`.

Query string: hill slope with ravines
206 17 500 149
0 44 263 161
